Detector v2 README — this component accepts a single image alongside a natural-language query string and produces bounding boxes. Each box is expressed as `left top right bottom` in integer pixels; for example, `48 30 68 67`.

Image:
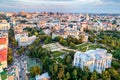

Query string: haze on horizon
0 0 120 13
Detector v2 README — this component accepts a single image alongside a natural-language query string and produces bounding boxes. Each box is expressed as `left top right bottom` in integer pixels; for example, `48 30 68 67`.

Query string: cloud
16 0 74 3
0 0 120 13
75 0 104 6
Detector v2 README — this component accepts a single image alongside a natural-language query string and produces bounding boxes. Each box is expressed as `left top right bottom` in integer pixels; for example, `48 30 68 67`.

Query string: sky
0 0 120 13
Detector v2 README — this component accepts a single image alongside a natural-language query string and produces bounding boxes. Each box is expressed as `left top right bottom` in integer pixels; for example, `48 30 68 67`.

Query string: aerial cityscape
0 0 120 80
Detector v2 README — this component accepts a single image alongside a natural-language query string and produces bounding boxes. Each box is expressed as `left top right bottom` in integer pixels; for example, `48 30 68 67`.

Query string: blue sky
0 0 120 13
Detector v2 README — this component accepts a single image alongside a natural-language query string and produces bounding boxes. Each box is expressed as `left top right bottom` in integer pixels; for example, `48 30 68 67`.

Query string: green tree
90 72 97 80
59 39 68 46
16 47 25 55
89 36 95 43
7 47 13 65
8 48 12 55
102 71 111 80
69 42 76 49
54 64 58 73
82 67 89 80
34 39 40 45
30 66 41 77
78 35 85 44
72 69 77 79
66 72 71 79
7 55 13 65
44 36 52 44
54 36 63 42
108 68 120 80
57 67 65 79
65 55 72 64
11 38 18 47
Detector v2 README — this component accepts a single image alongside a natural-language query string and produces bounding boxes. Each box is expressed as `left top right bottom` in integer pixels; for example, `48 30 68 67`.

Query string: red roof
0 38 7 44
0 48 7 62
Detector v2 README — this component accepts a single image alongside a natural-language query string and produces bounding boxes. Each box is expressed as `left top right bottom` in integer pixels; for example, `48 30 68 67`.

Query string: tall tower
86 14 90 21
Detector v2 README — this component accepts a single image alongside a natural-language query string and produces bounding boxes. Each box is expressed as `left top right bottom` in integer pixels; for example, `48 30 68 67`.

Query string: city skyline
0 1 120 80
0 0 120 13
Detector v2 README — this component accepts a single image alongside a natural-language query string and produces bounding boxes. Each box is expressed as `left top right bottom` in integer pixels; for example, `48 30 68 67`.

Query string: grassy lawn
76 43 104 52
61 49 75 53
88 44 101 50
51 51 64 57
77 46 87 52
55 57 64 63
76 43 91 47
112 60 120 69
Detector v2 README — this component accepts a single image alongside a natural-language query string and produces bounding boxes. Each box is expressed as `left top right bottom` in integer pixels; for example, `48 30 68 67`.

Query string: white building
15 32 28 41
35 72 50 80
73 48 112 73
18 35 36 46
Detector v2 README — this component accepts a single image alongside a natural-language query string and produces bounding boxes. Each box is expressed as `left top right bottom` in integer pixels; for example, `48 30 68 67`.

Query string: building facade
19 36 36 46
0 20 10 31
0 32 8 80
73 48 112 73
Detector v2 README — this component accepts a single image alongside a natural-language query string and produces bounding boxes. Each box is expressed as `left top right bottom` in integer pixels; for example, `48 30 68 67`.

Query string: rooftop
0 48 7 62
0 38 7 44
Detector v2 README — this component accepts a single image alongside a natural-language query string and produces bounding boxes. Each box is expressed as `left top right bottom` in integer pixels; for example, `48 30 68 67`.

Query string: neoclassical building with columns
73 48 112 73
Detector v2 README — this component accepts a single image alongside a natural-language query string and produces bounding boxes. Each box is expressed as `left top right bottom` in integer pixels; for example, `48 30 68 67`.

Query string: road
13 54 27 80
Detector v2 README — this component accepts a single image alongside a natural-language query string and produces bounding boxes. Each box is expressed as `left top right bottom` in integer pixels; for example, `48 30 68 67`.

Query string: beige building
5 12 13 17
8 66 19 80
52 31 68 39
19 36 36 46
80 22 88 31
38 20 46 28
14 26 23 34
0 20 10 30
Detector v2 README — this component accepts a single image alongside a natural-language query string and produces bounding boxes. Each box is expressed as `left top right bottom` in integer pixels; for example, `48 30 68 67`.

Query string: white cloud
16 0 104 6
17 0 73 3
76 0 103 5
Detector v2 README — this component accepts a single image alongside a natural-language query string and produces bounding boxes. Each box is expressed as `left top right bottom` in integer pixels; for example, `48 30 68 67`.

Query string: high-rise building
0 32 8 80
86 14 90 21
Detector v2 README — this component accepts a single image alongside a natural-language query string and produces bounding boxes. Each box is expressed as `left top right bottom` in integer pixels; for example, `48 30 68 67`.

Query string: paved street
13 54 27 80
